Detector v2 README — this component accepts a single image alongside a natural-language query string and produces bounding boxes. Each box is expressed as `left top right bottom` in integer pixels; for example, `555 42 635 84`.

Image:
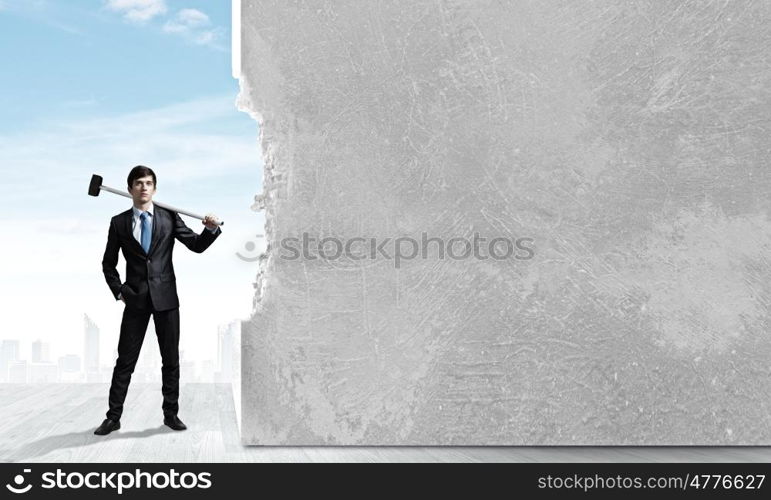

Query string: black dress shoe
94 418 121 435
163 415 187 431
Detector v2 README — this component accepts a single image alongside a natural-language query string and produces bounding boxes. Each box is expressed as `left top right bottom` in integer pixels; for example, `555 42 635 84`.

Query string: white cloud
177 8 210 27
163 8 222 48
100 2 224 50
105 0 167 23
163 8 210 33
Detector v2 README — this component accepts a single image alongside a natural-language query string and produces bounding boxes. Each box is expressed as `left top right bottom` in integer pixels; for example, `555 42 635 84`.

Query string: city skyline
0 313 240 384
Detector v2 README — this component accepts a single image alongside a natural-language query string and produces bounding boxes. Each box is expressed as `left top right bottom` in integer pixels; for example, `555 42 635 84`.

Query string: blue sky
0 0 264 365
0 0 240 132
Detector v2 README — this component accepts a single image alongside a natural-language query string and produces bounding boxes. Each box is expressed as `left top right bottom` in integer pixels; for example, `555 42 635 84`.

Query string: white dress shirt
118 203 218 301
131 203 154 244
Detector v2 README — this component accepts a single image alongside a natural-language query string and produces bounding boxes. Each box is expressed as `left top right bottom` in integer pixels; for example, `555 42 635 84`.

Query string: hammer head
88 174 103 197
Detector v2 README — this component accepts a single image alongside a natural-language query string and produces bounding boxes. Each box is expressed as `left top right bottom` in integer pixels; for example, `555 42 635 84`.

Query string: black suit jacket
102 205 221 312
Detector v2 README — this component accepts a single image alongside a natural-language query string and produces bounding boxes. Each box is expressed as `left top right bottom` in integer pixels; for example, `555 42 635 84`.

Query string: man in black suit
95 165 221 435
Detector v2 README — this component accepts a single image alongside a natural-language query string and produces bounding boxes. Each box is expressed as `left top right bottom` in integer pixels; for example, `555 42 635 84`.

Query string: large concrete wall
237 0 771 444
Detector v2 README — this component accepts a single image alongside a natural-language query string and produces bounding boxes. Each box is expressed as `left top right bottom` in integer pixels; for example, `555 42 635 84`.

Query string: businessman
95 165 221 435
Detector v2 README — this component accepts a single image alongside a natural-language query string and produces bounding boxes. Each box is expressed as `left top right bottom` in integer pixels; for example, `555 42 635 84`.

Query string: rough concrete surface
237 0 771 444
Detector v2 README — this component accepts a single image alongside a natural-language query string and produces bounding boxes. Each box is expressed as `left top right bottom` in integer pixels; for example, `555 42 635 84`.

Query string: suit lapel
148 207 159 257
125 210 144 255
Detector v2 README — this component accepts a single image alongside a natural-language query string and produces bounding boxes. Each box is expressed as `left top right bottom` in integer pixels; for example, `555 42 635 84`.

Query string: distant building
0 340 20 383
29 363 58 383
7 360 27 383
31 339 51 363
58 354 84 383
133 324 161 383
58 354 81 373
199 359 215 383
84 314 100 374
181 359 196 382
215 320 240 383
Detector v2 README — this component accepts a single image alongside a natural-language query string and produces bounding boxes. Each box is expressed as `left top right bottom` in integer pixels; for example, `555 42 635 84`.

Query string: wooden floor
1 383 770 462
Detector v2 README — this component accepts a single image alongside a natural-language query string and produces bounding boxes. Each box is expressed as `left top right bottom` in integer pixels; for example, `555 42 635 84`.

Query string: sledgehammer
88 174 224 226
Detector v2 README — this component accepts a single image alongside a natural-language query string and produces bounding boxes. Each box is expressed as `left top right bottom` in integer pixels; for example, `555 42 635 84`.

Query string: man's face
128 175 156 204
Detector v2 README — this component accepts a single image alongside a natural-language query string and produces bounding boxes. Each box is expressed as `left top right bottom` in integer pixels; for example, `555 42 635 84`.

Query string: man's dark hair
127 165 157 189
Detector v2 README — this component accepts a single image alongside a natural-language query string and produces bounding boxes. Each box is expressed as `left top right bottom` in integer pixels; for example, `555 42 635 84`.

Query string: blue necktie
140 212 151 253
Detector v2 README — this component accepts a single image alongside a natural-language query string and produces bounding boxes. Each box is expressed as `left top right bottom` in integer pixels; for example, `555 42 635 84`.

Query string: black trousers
106 292 180 421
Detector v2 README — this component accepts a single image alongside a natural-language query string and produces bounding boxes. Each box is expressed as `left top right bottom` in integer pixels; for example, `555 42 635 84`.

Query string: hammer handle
99 185 224 226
